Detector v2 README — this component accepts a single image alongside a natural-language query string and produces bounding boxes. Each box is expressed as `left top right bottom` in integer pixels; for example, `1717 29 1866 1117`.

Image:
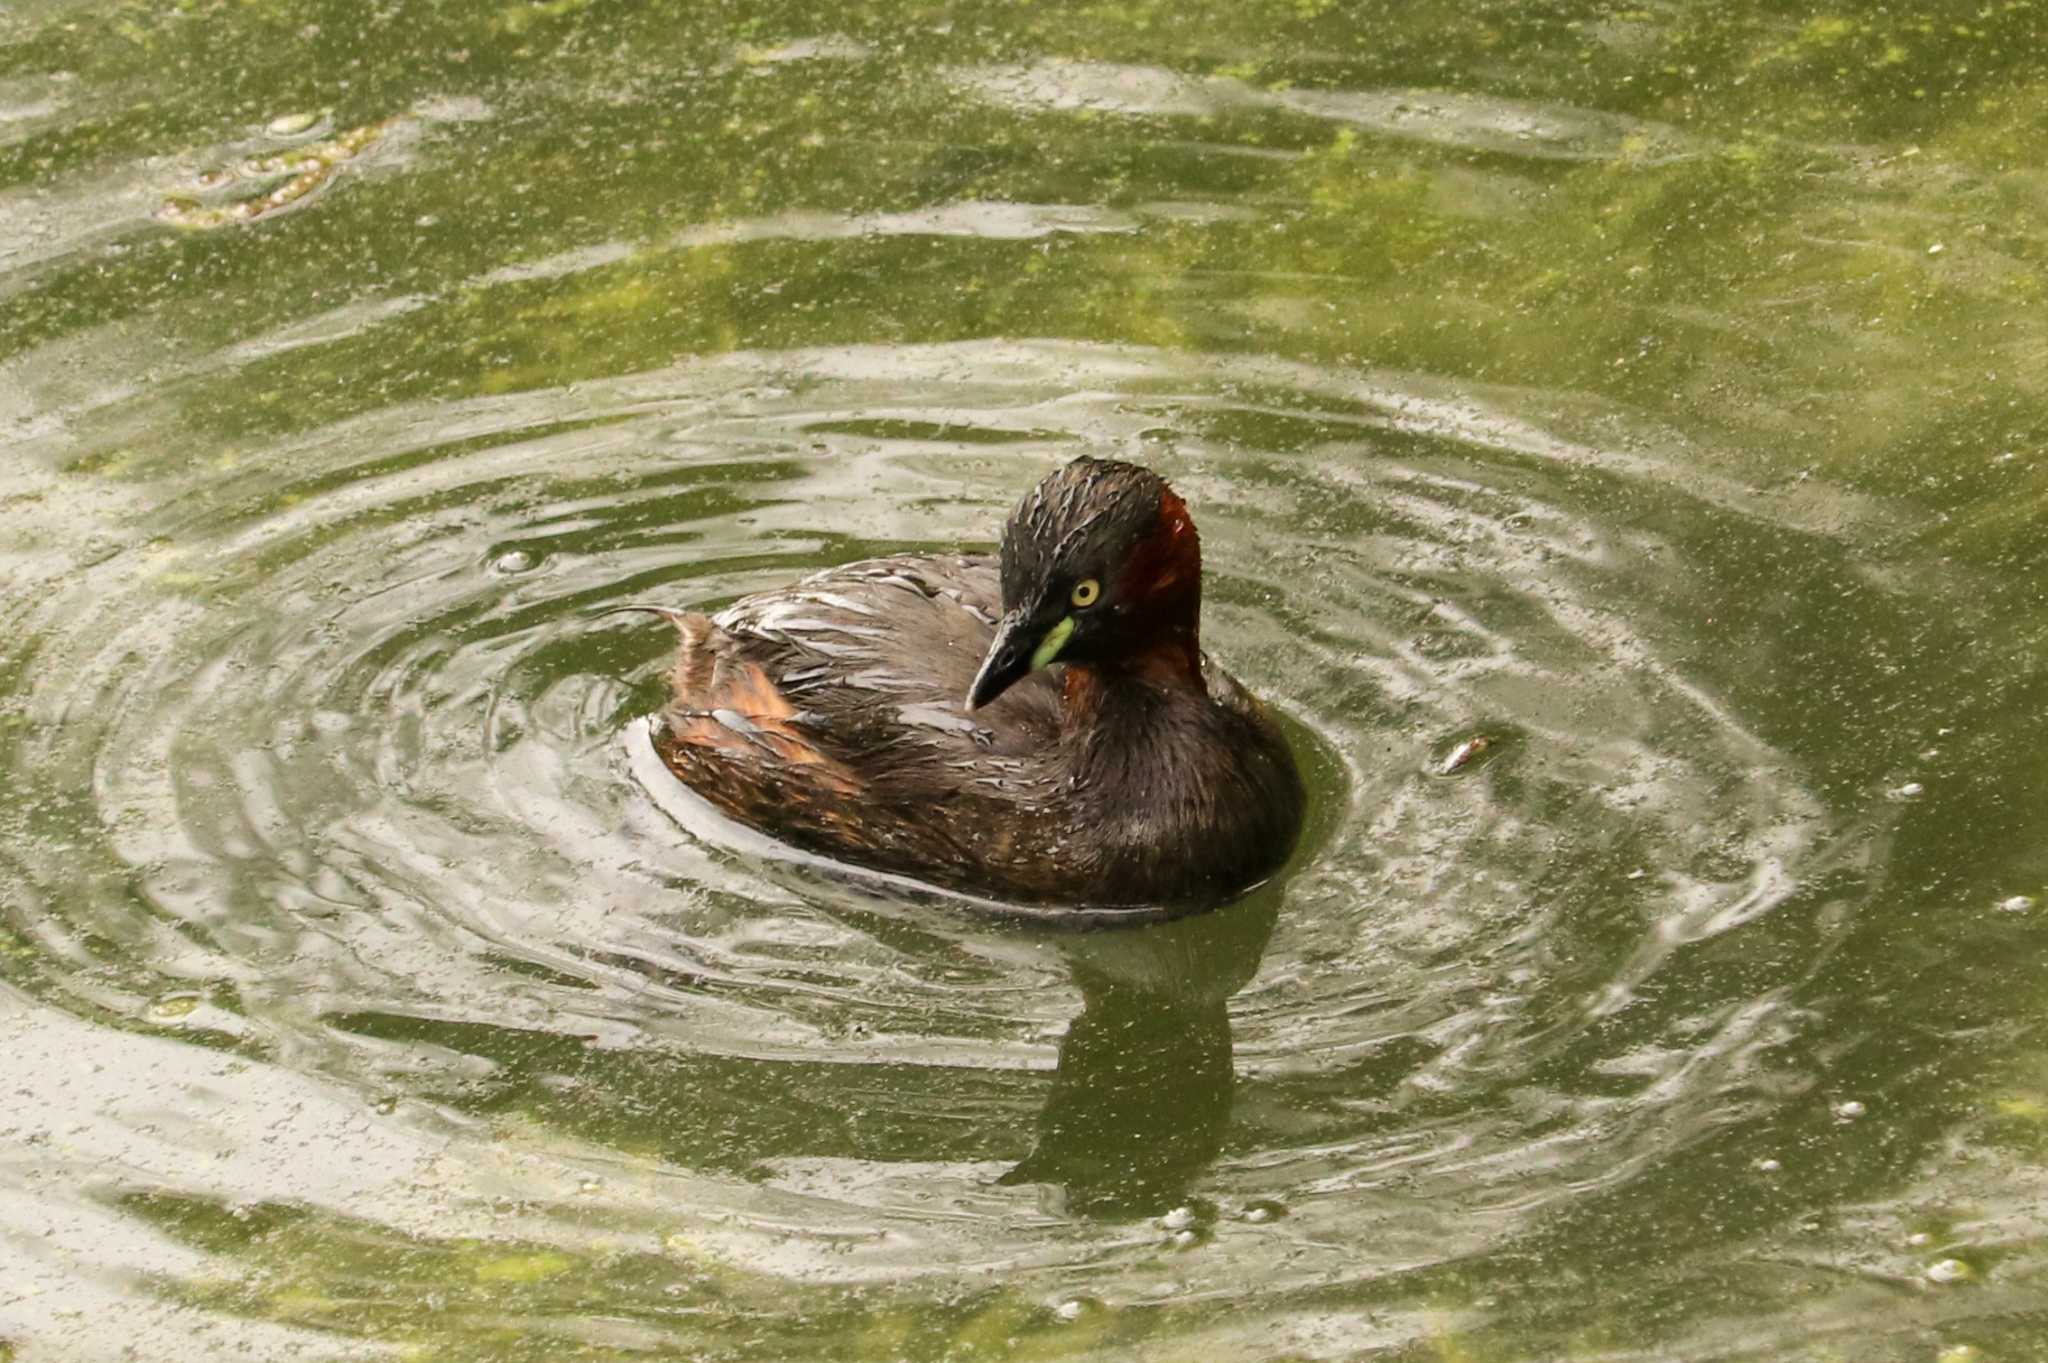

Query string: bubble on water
578 1179 603 1194
1997 895 2035 913
490 547 542 575
1159 1206 1196 1231
1241 1199 1288 1223
1755 1157 1782 1173
266 111 322 137
1170 1229 1199 1250
1052 1298 1090 1322
1906 1231 1932 1247
1887 782 1925 801
1938 1345 1983 1363
1924 1257 1973 1284
146 993 201 1020
157 117 396 229
1833 1100 1867 1121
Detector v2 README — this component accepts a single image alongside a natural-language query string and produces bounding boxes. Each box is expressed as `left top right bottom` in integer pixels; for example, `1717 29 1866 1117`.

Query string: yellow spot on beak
1030 616 1075 671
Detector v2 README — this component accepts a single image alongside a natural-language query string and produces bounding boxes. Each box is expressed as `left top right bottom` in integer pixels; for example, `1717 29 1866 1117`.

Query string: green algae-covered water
5 3 2048 1359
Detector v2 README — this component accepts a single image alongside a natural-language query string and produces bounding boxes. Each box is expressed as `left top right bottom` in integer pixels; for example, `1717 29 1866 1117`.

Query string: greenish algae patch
47 0 2039 583
946 1295 1034 1356
143 1194 1273 1362
1994 1093 2048 1123
495 0 597 37
472 1251 575 1283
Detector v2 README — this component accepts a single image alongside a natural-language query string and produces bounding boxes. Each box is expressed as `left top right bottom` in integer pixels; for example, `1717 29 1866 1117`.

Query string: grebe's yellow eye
1070 578 1101 608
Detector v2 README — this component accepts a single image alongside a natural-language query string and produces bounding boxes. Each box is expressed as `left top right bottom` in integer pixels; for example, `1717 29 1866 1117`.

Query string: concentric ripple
3 340 1927 1347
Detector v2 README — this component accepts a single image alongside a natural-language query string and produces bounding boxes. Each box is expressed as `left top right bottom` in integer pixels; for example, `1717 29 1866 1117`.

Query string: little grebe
646 457 1305 911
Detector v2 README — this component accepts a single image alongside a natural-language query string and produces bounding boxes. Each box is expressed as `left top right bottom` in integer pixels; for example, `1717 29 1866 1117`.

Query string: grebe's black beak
966 609 1057 712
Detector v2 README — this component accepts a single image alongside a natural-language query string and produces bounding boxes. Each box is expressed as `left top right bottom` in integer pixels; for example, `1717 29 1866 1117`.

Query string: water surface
4 3 2047 1360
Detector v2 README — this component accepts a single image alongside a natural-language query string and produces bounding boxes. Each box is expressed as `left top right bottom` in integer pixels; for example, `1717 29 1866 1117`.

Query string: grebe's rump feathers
655 556 1070 891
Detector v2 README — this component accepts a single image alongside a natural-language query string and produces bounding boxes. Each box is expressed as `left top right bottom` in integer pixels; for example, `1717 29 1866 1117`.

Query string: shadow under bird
634 457 1305 913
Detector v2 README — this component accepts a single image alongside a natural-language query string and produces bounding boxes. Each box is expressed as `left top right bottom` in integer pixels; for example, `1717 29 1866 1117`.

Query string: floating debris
1886 781 1925 801
1159 1205 1196 1231
1438 734 1491 775
1997 895 2036 913
1833 1099 1867 1121
158 118 396 230
1924 1257 1973 1284
1756 1157 1782 1173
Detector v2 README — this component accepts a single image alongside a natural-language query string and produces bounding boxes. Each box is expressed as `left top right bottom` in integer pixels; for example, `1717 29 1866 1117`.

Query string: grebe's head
966 458 1203 712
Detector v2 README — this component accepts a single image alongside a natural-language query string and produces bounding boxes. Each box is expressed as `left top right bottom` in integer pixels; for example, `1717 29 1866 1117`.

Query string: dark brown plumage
645 458 1305 912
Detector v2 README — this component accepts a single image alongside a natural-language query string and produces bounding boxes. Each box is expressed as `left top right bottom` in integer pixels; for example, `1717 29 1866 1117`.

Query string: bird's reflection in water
999 886 1281 1219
